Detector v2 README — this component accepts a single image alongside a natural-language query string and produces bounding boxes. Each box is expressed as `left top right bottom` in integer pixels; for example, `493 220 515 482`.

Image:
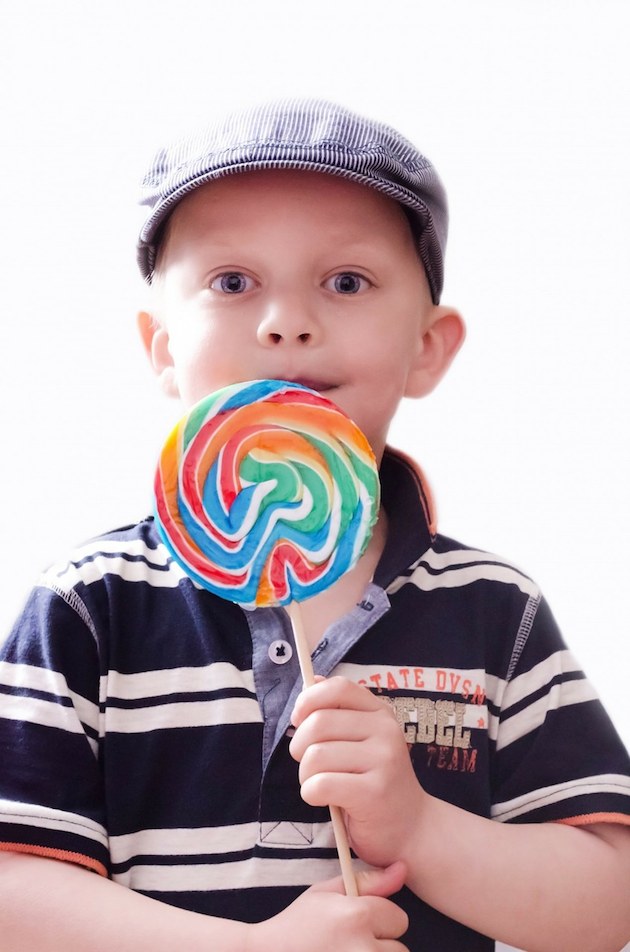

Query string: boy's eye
210 272 255 294
325 272 370 294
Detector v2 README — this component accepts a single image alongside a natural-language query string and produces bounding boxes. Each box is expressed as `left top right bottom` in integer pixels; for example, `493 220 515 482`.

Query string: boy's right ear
137 311 179 398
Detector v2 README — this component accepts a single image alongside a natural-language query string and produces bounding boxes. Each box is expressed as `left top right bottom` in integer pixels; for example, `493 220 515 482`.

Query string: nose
256 299 319 347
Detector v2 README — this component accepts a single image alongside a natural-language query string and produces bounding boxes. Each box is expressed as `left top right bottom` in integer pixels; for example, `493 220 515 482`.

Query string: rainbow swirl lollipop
153 379 381 609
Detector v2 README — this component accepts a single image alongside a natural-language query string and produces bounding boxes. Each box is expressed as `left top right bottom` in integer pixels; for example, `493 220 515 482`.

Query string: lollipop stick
286 602 359 897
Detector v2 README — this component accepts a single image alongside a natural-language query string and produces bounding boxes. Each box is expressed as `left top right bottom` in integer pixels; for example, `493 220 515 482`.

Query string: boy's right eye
210 272 256 294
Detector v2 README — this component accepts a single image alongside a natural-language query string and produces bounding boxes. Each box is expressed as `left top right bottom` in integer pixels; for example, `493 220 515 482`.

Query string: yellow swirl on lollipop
154 379 381 609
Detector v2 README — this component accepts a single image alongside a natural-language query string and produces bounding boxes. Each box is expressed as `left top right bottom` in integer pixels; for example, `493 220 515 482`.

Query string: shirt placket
244 585 390 847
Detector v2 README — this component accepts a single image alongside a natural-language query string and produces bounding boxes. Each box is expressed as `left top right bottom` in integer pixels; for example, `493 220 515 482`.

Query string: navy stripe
499 670 588 722
111 844 340 876
0 684 73 707
104 687 256 710
59 549 173 576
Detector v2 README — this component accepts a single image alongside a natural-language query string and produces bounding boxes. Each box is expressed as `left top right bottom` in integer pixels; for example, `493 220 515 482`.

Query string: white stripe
0 799 108 847
421 548 530 572
111 823 259 862
334 661 489 700
106 696 262 733
108 663 255 701
388 549 539 598
0 693 96 751
46 555 189 591
492 774 630 822
110 820 336 864
0 662 100 734
484 673 505 708
495 678 599 750
114 854 372 892
501 650 583 711
402 562 538 597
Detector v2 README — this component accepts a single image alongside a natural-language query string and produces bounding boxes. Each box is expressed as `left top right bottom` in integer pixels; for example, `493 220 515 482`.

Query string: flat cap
137 98 447 303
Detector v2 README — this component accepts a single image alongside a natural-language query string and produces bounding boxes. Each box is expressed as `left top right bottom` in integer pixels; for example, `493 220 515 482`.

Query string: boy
1 99 630 951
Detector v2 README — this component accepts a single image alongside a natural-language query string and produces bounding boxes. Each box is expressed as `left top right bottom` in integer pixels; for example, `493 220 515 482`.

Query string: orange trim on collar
0 841 108 877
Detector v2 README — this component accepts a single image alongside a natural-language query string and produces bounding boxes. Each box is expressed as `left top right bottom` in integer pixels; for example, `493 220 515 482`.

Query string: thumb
356 861 407 898
310 862 407 898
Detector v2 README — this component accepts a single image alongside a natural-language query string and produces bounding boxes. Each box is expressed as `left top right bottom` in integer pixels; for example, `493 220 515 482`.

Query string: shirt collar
374 446 436 590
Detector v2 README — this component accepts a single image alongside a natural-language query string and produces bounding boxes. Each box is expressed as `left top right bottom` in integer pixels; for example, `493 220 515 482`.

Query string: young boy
1 99 629 952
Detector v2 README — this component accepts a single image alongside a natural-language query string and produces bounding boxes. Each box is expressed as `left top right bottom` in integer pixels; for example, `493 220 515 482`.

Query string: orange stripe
0 841 108 877
554 812 630 828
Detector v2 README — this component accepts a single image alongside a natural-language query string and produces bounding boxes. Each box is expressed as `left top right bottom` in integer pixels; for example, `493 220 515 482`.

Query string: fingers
291 676 387 728
300 767 374 810
289 707 404 795
369 897 409 941
308 876 409 940
310 861 407 898
296 738 366 782
289 708 386 762
289 680 408 815
290 695 400 765
301 866 409 947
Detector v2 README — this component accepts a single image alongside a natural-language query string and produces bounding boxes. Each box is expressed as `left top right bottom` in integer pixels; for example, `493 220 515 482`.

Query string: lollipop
153 378 381 894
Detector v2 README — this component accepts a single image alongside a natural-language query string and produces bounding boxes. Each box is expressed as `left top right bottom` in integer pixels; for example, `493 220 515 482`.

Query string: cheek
169 322 248 405
363 344 414 394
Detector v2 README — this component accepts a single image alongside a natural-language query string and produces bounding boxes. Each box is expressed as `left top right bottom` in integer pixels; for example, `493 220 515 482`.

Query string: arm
0 850 408 952
290 677 630 952
407 796 630 952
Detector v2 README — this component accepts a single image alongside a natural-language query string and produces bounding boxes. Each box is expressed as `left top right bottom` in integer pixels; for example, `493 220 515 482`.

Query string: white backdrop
1 3 628 949
1 0 628 794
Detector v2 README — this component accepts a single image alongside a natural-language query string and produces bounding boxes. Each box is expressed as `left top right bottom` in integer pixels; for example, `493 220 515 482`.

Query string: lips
250 373 339 394
277 377 338 394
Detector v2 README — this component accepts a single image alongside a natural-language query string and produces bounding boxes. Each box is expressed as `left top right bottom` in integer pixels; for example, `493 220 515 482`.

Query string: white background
0 3 628 947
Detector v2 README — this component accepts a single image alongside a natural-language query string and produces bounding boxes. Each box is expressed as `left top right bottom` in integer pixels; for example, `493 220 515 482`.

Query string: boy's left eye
325 272 370 294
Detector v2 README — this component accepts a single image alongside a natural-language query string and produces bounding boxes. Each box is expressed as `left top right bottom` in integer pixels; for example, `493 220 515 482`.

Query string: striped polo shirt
1 447 629 950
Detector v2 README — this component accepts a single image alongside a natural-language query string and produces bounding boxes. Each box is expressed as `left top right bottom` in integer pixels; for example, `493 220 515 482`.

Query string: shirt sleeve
0 578 109 876
491 593 630 828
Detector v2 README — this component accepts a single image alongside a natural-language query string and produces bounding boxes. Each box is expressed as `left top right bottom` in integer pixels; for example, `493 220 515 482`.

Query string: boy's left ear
404 306 466 399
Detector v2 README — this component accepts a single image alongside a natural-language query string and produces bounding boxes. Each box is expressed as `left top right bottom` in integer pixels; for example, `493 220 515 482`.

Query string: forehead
164 168 413 245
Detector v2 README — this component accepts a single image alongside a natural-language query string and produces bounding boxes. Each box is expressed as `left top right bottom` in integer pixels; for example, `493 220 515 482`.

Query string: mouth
280 377 339 394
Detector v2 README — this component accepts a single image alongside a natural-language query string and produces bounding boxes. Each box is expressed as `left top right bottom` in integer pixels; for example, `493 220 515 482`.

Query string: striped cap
137 98 448 303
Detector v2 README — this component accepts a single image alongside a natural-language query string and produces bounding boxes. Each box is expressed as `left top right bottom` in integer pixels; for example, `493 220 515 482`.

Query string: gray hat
137 98 448 303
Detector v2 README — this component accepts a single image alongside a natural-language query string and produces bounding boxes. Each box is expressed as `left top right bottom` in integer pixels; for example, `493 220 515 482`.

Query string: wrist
399 787 444 885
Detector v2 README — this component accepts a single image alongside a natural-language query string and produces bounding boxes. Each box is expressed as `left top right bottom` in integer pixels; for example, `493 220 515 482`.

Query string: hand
252 863 409 952
289 677 426 869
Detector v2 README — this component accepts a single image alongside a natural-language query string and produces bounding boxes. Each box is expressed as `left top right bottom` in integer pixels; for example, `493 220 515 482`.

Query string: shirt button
269 640 293 664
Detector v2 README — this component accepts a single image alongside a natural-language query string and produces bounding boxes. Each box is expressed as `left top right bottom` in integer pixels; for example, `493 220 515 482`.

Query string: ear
137 310 179 398
405 306 466 399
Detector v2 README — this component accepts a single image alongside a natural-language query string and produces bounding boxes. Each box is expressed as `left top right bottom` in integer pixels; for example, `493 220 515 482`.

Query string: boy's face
141 170 461 461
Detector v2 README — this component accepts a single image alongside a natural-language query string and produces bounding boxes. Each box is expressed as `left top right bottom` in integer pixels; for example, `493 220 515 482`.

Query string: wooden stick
286 602 359 897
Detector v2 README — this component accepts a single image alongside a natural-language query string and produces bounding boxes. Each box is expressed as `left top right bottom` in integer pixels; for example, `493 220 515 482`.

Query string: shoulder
10 518 195 653
388 531 540 602
37 517 189 596
383 532 551 688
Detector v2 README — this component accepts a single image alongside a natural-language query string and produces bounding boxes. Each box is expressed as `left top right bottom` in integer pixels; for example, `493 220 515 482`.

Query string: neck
294 506 389 651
